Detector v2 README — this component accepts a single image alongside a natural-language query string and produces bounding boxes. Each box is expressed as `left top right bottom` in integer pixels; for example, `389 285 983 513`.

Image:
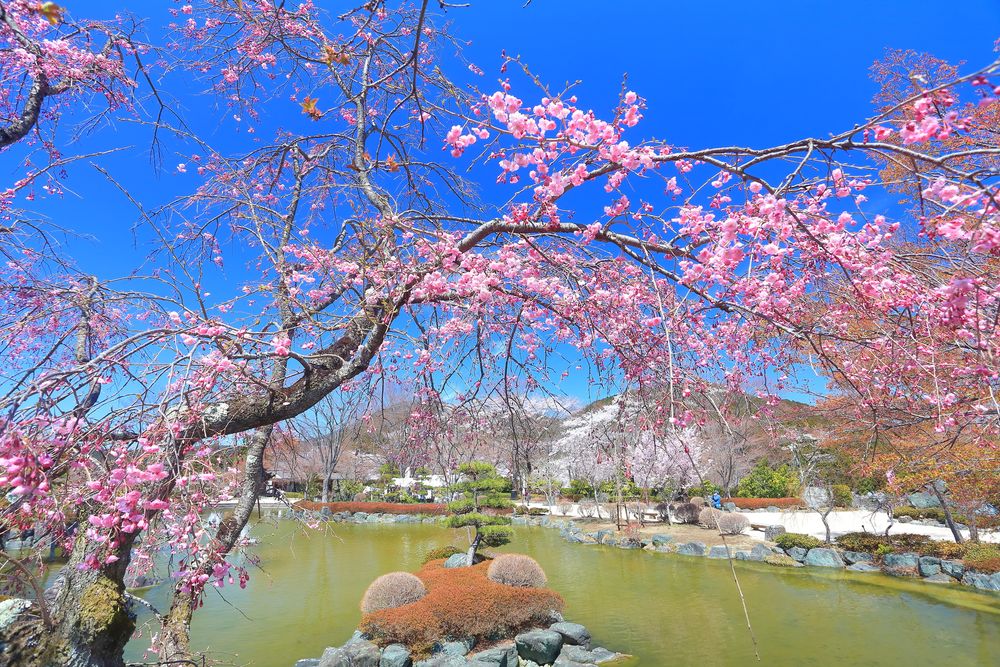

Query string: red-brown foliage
298 501 447 515
967 558 1000 574
722 497 802 509
359 559 563 654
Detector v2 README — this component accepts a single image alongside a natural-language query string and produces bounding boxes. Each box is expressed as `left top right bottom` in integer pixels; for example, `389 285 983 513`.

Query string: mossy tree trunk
41 532 137 667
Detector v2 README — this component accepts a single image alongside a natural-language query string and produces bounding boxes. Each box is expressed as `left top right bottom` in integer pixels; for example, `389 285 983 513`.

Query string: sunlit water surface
124 520 1000 667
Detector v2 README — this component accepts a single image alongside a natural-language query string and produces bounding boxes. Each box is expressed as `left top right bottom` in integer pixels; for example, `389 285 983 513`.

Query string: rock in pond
942 560 965 579
443 553 472 568
467 642 517 666
294 660 320 667
558 645 620 664
962 571 1000 592
320 638 381 667
764 553 803 568
841 550 873 565
748 543 772 562
676 541 706 556
650 534 672 546
847 562 881 573
515 629 563 665
440 641 471 657
924 573 955 584
919 556 942 577
883 553 919 575
708 545 734 559
413 656 468 667
764 525 786 541
380 644 412 667
786 546 808 562
550 622 591 649
803 548 844 568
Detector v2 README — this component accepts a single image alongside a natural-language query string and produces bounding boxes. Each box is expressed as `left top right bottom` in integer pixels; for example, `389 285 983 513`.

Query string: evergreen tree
445 462 514 563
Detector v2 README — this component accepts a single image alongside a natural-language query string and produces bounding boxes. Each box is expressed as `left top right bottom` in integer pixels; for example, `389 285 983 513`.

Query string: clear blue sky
28 0 1000 269
8 0 1000 405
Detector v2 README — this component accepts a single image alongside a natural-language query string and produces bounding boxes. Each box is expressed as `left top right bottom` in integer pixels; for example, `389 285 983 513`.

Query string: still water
125 520 1000 667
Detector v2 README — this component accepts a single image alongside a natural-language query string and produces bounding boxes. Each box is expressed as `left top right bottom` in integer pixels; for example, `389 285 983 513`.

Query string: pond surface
126 520 1000 667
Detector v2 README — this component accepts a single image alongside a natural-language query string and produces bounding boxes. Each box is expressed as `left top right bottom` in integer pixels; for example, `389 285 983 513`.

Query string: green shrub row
773 533 822 550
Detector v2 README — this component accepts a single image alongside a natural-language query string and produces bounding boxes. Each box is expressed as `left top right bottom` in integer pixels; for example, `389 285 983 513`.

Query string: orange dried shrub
359 559 563 653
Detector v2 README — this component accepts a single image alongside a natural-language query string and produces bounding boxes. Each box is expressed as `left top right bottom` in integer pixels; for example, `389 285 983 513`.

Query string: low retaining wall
293 616 625 667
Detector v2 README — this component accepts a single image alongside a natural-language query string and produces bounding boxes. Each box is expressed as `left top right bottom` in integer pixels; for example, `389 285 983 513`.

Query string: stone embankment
294 618 626 667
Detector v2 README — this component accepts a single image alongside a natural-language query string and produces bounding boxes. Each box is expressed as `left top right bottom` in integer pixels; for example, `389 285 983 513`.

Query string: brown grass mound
698 507 724 526
361 572 428 613
718 513 750 535
360 559 563 654
487 554 547 588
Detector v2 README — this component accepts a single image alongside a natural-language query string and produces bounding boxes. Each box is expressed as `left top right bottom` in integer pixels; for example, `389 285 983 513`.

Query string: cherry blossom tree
0 2 998 666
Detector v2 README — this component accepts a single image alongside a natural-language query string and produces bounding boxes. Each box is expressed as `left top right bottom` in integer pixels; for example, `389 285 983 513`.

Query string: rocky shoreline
552 518 1000 593
292 508 1000 594
294 618 626 667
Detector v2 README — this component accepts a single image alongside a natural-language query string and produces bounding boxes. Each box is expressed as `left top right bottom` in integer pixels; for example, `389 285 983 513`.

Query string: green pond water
124 520 1000 667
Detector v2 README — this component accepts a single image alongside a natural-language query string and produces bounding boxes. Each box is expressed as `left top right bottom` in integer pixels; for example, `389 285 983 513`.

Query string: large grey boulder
942 560 965 579
676 541 706 556
414 656 468 667
0 598 32 633
440 642 471 657
515 629 563 665
918 556 942 577
841 551 873 565
444 553 472 568
341 638 382 667
723 502 738 512
380 645 413 667
924 573 955 584
907 492 940 509
467 642 517 666
318 647 350 667
550 622 591 649
559 645 619 664
847 562 881 572
708 545 733 559
883 553 919 575
748 543 772 562
803 548 844 568
764 525 786 541
786 546 808 562
962 572 1000 592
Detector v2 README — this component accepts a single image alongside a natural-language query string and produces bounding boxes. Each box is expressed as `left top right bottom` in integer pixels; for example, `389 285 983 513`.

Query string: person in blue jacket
712 491 722 509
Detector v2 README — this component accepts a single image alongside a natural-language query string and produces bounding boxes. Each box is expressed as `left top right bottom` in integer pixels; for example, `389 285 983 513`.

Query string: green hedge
774 533 822 550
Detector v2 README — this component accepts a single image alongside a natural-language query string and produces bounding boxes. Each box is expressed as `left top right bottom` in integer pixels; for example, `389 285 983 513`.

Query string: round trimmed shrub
486 554 547 588
361 572 427 613
689 496 707 507
673 502 700 524
717 513 750 535
699 507 724 526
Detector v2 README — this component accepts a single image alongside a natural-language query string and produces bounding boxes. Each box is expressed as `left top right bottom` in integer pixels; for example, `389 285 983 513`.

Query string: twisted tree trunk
155 425 275 661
